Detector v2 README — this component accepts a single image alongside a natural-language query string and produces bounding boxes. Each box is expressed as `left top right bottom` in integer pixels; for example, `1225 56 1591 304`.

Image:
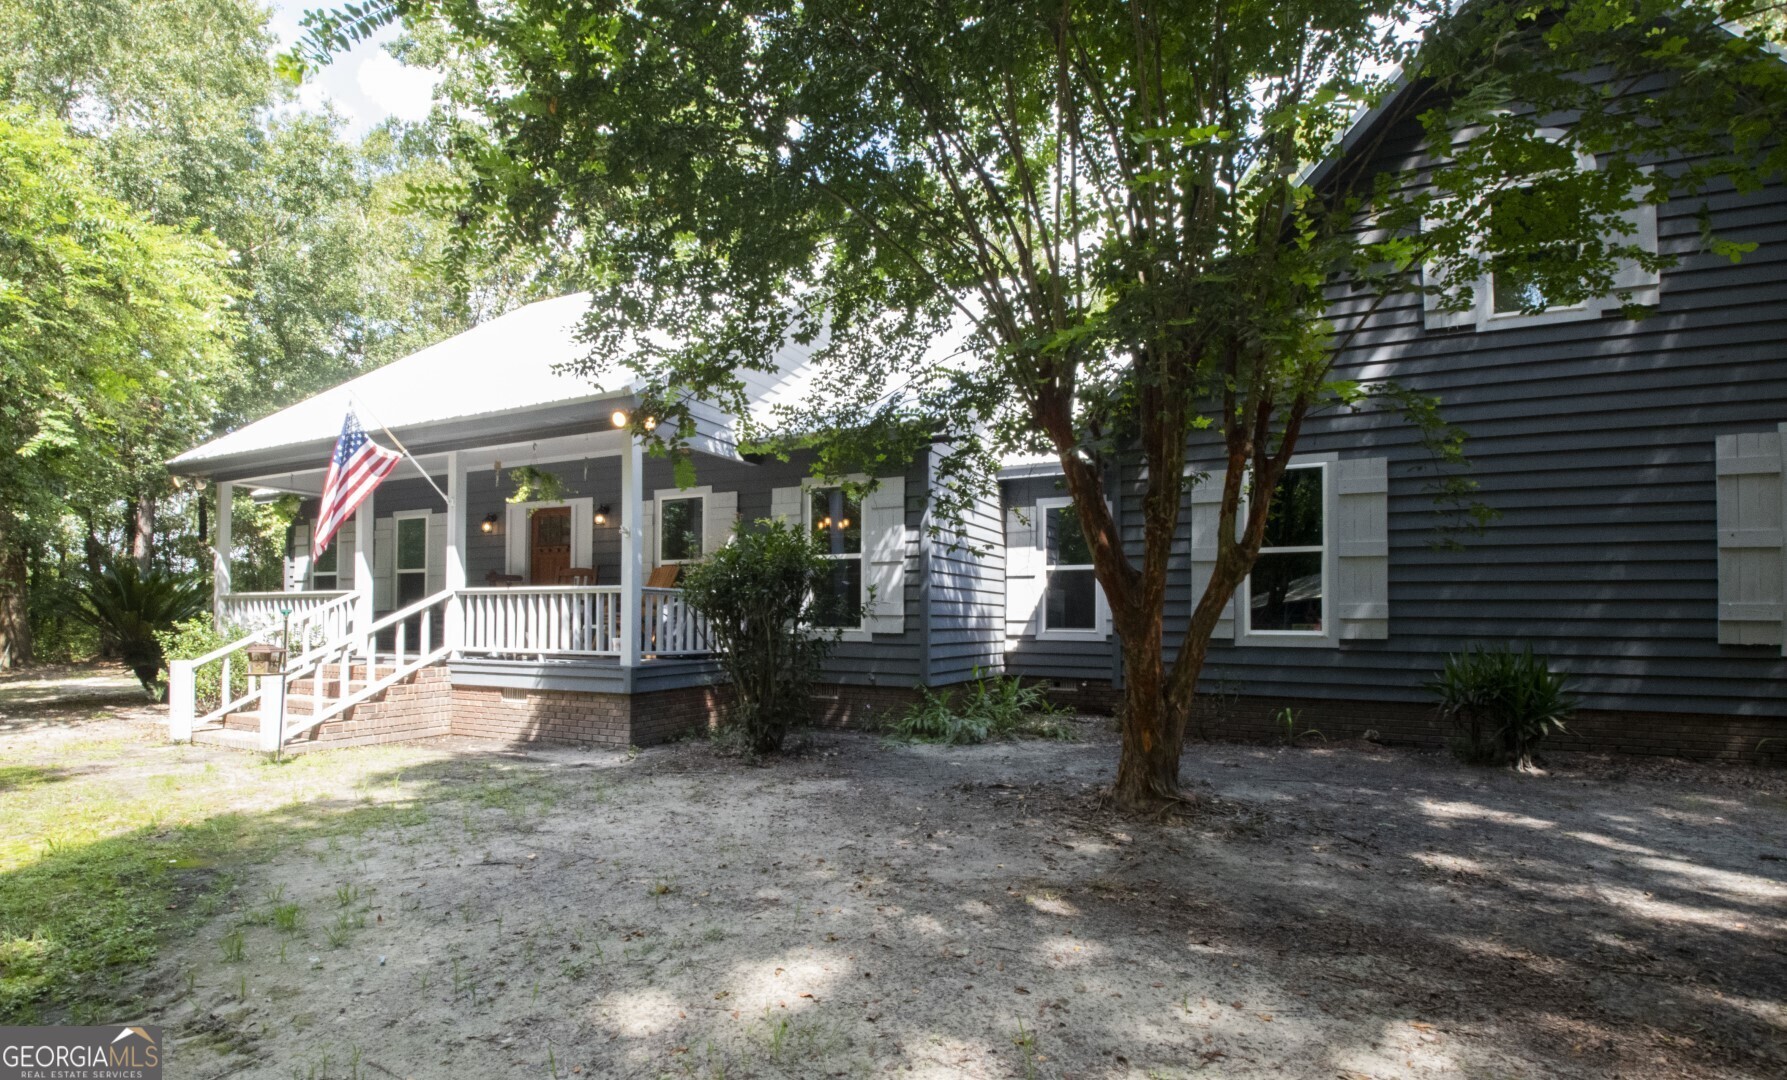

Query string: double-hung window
311 540 337 591
393 512 429 607
658 496 705 564
1038 497 1101 636
808 487 863 629
1245 464 1326 635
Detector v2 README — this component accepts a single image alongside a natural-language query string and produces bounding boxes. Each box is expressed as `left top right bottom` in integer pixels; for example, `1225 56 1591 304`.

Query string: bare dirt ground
5 667 1783 1078
108 721 1785 1080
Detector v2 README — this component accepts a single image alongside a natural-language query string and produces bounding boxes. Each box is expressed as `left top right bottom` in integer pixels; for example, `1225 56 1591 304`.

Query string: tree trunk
84 519 105 575
1110 615 1187 811
131 490 156 571
0 515 32 670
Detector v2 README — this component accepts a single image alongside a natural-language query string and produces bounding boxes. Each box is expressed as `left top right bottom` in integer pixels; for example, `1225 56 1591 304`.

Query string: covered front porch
210 423 718 668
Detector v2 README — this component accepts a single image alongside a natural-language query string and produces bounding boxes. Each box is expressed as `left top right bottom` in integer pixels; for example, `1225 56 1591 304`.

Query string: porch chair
645 564 681 588
485 571 524 587
557 567 598 585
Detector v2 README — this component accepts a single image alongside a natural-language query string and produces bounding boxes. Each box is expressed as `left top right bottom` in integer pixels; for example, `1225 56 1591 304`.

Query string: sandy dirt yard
4 675 1785 1079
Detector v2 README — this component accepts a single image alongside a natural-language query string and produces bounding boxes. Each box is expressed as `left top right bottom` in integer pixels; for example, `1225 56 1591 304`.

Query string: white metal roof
173 292 619 468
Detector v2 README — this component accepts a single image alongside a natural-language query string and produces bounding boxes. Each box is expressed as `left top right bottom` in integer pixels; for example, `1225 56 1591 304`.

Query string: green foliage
507 466 565 505
887 675 1073 746
155 617 247 714
1430 645 1576 770
677 521 857 757
63 563 209 693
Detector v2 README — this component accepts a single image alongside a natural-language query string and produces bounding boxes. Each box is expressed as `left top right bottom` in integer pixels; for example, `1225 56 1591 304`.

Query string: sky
268 0 443 139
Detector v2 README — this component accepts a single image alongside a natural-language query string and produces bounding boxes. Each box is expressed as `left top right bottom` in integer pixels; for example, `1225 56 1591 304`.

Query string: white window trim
1034 496 1111 642
1238 458 1340 649
1429 130 1657 332
311 543 338 591
391 510 431 601
654 486 711 565
503 498 595 579
805 480 868 638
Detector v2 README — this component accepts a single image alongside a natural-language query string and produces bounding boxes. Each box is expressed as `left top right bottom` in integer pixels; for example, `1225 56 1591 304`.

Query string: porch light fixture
611 409 629 428
481 513 501 534
594 504 611 526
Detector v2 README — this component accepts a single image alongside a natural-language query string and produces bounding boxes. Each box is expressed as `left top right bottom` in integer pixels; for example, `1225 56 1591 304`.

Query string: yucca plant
64 561 210 694
1429 645 1575 771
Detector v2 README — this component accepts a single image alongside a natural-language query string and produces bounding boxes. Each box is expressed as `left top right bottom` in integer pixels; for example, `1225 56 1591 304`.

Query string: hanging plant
507 466 565 506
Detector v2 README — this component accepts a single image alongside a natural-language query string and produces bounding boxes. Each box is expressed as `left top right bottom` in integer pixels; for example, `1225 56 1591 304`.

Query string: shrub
63 562 209 694
155 617 247 715
678 520 860 757
1430 645 1575 771
886 674 1073 745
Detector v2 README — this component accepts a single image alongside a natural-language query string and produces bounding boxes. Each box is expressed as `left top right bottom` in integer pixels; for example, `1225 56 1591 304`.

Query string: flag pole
348 393 451 509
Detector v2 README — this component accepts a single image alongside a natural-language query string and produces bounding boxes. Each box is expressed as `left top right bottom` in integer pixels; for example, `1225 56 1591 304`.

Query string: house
170 82 1785 761
1001 77 1787 760
166 293 1003 751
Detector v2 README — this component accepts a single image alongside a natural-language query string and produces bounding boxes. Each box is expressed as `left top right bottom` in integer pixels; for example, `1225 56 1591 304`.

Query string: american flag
314 411 402 557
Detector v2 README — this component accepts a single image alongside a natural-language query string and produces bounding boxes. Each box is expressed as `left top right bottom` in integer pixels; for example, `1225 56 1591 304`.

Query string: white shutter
642 499 658 569
373 518 395 612
1189 469 1236 641
1715 429 1786 649
335 520 355 589
288 523 311 592
706 490 738 553
1335 457 1390 640
1421 205 1478 330
862 476 906 635
426 511 446 594
1004 505 1043 638
770 485 802 525
1607 196 1661 307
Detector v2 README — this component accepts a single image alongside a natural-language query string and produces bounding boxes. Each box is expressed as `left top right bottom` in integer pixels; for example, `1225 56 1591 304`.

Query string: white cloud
355 49 442 125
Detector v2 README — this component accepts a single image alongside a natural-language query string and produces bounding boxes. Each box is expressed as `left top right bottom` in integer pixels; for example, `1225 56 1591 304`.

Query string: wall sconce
594 504 611 526
480 513 501 534
609 410 658 431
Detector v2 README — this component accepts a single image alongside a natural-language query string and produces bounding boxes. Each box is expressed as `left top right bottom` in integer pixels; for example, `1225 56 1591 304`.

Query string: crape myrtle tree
290 0 1786 811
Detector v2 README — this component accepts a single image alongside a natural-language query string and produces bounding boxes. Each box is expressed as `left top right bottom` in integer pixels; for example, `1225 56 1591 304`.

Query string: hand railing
457 586 625 657
641 587 712 657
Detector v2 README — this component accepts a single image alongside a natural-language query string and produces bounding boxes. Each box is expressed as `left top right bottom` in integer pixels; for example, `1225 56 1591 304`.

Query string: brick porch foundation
1034 680 1787 764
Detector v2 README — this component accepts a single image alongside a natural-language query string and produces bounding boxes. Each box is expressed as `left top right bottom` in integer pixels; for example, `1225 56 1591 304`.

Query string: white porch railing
218 590 353 649
641 586 712 657
457 586 626 657
171 585 712 749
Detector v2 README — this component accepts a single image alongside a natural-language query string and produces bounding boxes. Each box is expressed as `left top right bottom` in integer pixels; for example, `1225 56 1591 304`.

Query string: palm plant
1430 645 1575 771
65 561 210 694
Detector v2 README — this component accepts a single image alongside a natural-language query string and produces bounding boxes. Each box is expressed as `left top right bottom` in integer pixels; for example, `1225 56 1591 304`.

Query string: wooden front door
529 507 573 584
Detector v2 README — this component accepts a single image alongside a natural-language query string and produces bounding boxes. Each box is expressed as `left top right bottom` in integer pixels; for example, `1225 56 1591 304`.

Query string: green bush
678 520 859 757
887 674 1074 745
155 617 247 714
1429 645 1575 770
63 562 209 693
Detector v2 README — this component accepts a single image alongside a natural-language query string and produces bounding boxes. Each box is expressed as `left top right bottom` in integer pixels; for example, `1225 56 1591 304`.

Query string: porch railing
218 590 354 648
457 586 625 657
641 586 712 657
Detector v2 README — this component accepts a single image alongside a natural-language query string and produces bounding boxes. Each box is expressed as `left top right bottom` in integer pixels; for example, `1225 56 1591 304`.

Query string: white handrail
641 586 712 657
278 589 455 743
458 586 624 657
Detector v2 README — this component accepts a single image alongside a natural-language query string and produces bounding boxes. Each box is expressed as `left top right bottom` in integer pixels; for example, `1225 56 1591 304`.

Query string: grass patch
885 676 1077 746
0 713 447 1024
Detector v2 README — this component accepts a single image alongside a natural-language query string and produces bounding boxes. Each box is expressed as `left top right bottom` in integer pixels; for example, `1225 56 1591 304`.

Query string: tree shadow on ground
6 735 1784 1078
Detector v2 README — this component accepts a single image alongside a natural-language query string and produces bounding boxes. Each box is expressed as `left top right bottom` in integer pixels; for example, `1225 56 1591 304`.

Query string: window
1245 465 1326 635
1038 497 1101 635
659 496 705 563
1487 184 1586 315
311 539 337 591
808 487 862 629
394 513 428 607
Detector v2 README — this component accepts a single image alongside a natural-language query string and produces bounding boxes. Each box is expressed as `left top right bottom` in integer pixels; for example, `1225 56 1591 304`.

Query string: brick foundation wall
284 665 454 749
447 683 725 748
1036 680 1787 764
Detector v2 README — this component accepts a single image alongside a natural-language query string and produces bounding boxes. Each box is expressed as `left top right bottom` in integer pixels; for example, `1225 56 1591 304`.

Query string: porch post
444 450 465 651
213 481 233 629
354 493 375 657
619 436 644 667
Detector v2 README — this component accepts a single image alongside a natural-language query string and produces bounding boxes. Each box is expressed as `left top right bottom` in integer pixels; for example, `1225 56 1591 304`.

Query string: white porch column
213 481 233 629
619 436 644 667
444 450 466 651
354 493 375 657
